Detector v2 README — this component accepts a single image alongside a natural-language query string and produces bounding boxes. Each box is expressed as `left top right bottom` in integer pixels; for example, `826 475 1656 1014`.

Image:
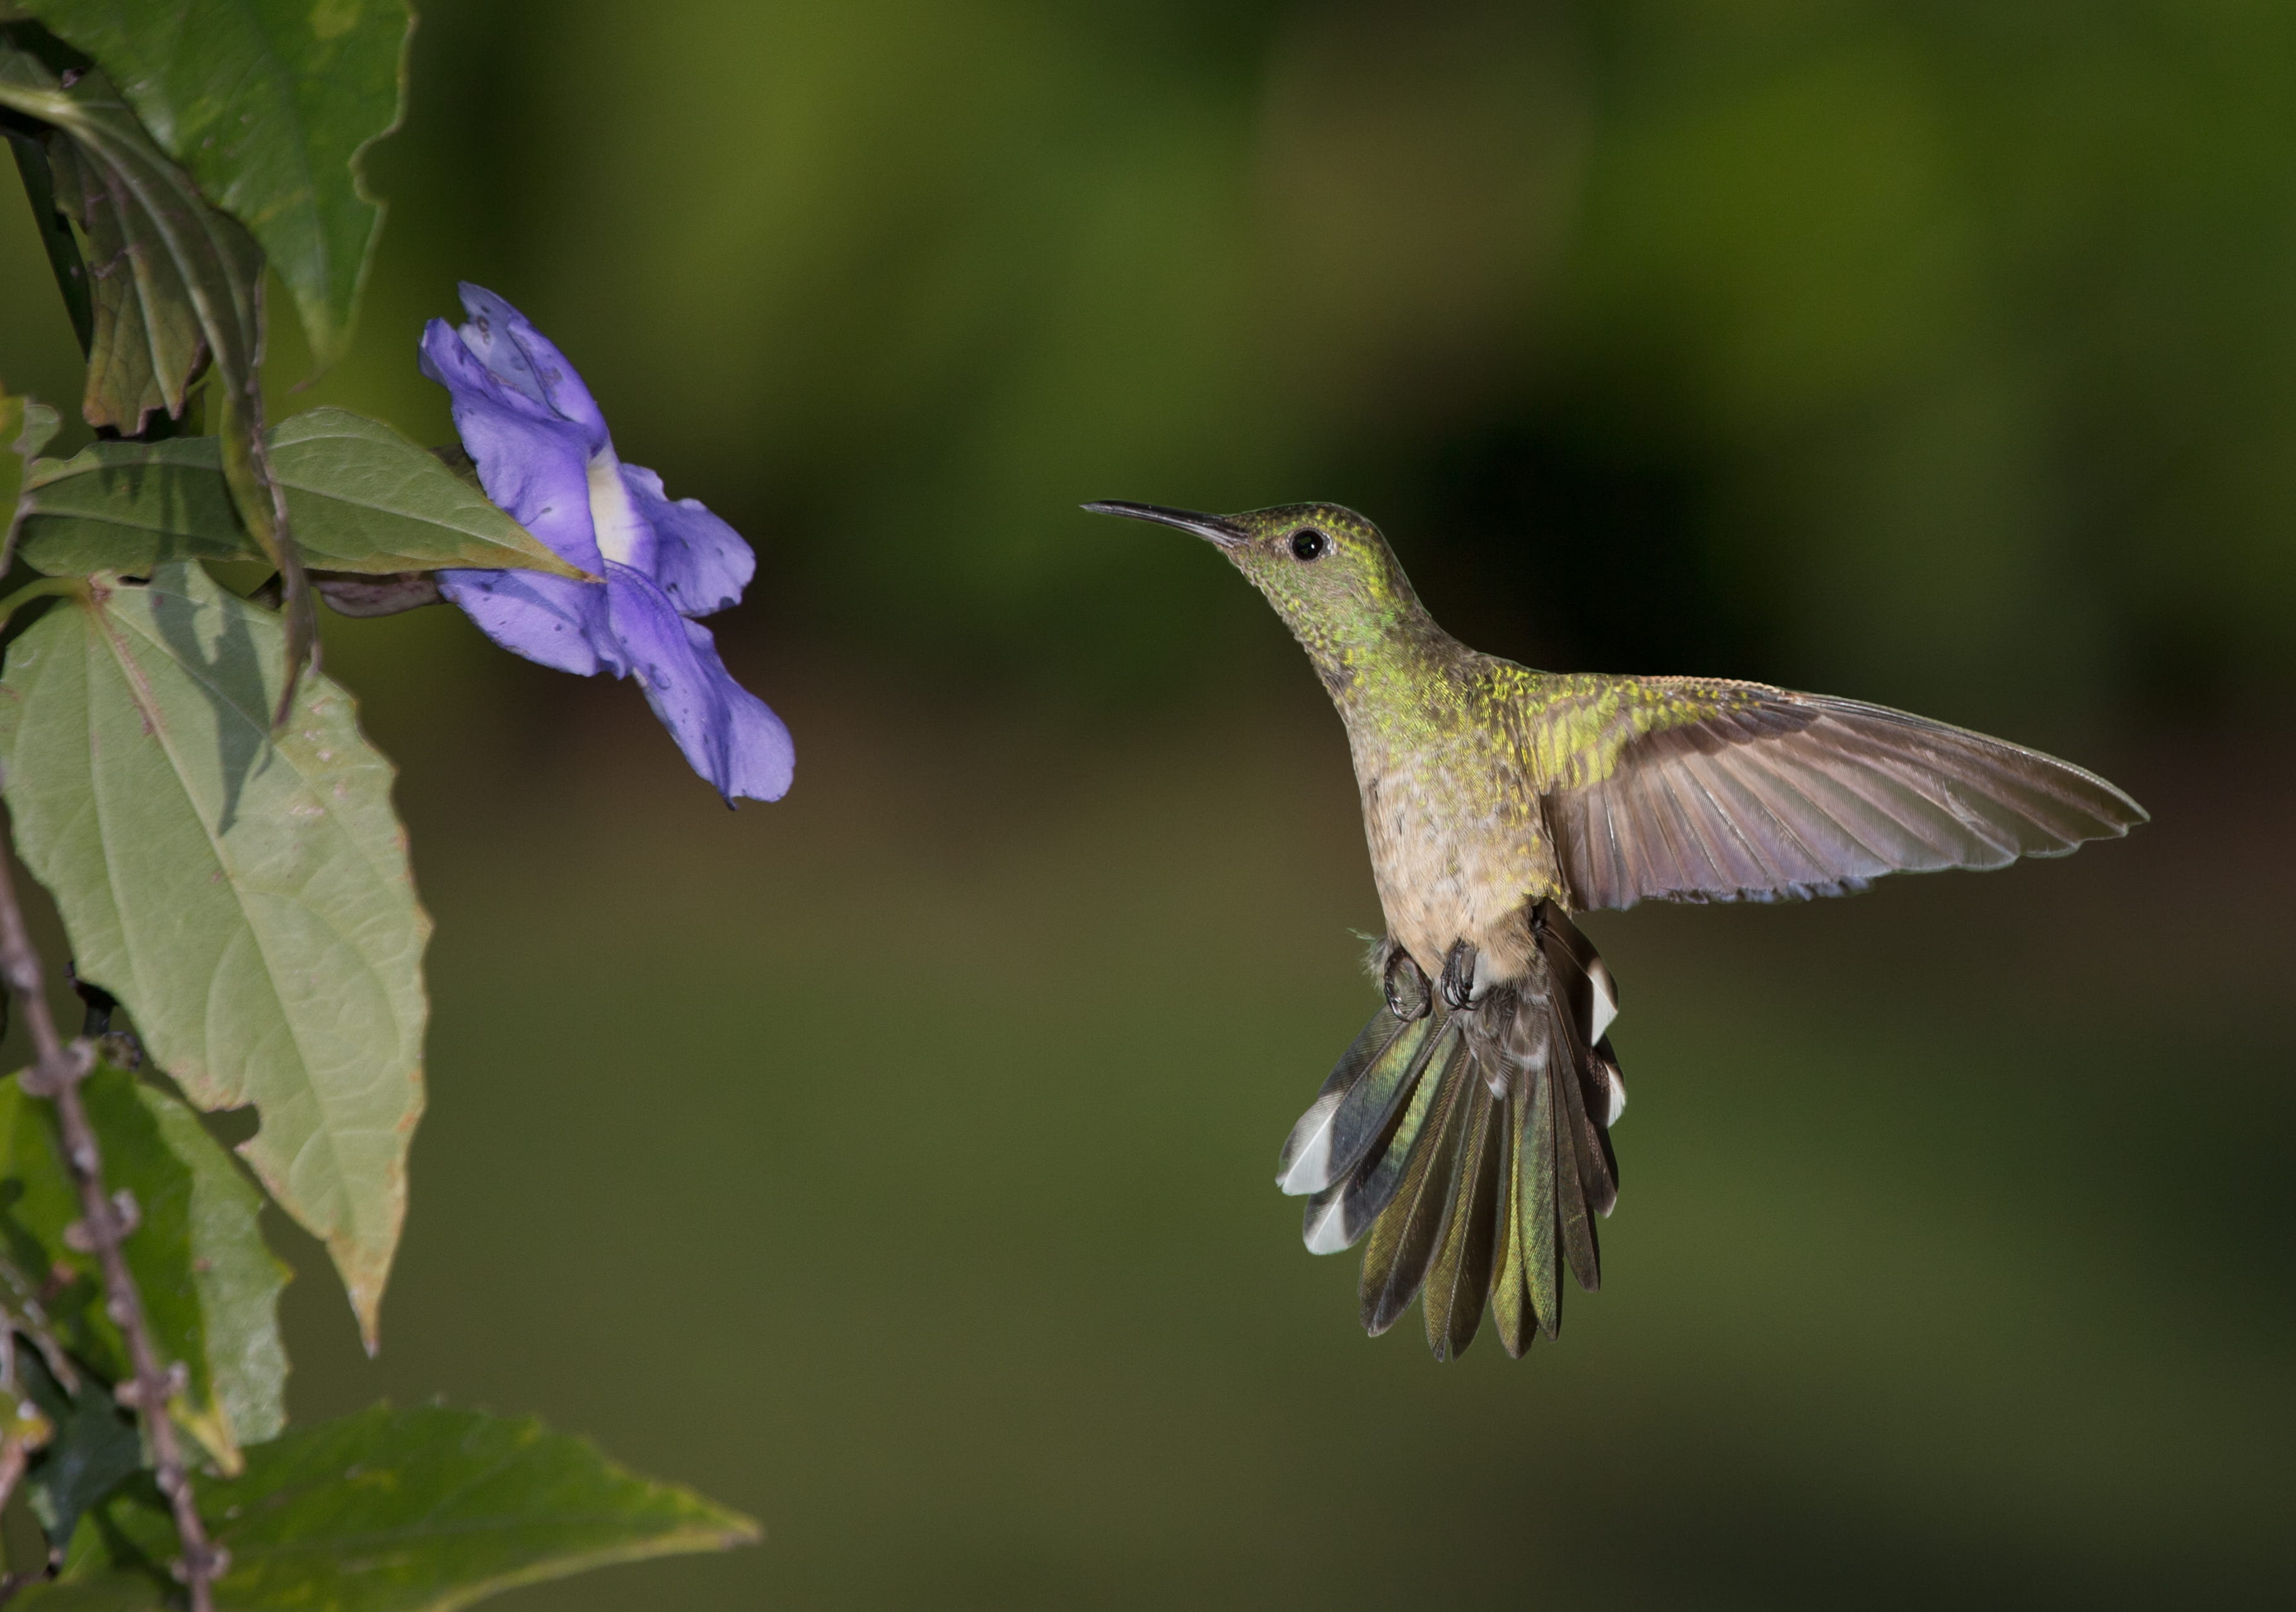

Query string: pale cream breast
1353 728 1558 983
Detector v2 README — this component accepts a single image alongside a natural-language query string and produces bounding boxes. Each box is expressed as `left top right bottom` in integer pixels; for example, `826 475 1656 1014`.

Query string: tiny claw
1382 949 1431 1021
1440 940 1480 1011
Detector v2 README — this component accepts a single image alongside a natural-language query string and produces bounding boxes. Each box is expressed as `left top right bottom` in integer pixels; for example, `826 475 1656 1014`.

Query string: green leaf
0 1581 149 1612
0 1065 288 1470
4 388 29 559
25 1405 760 1612
16 437 242 566
21 0 413 371
18 399 61 461
0 37 262 440
3 384 60 551
0 564 429 1349
0 28 318 706
18 408 586 580
96 1070 291 1462
19 1346 141 1557
0 1069 88 1301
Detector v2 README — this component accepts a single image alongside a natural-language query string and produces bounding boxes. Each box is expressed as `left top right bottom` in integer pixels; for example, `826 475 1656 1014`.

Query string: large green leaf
23 1405 760 1611
0 35 260 440
17 436 240 564
0 27 318 702
22 0 413 371
0 1064 289 1470
18 407 585 580
0 564 428 1348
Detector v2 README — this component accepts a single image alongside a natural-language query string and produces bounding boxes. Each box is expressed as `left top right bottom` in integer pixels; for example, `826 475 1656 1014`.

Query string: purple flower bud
420 284 792 803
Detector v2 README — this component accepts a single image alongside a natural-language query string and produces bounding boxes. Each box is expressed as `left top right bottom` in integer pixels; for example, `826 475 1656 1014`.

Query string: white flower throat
586 449 646 567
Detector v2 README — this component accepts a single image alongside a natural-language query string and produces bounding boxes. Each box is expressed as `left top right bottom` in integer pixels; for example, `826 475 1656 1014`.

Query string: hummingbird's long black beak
1081 501 1248 550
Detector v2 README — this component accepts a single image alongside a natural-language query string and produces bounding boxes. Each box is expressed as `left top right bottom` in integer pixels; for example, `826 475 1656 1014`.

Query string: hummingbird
1083 499 2146 1361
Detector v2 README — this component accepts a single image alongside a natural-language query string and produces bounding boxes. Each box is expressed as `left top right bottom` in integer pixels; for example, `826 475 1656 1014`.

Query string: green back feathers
1493 670 1768 791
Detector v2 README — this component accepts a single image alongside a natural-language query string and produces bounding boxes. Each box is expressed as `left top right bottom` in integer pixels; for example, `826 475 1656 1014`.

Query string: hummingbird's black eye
1290 529 1330 561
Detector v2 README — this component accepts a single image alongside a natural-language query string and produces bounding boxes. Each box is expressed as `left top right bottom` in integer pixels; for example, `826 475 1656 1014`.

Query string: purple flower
419 284 793 803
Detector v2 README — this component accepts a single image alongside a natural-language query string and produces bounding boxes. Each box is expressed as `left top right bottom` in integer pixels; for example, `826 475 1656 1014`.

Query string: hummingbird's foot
1382 947 1432 1021
1439 939 1483 1010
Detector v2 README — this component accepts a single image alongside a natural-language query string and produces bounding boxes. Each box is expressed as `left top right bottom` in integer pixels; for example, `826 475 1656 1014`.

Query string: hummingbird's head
1081 500 1427 680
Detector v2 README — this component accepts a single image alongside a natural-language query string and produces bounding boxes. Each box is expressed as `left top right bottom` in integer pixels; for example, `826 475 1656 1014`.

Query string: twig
0 846 223 1608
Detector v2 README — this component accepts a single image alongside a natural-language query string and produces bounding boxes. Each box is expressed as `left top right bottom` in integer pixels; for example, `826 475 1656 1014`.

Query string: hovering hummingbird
1084 499 2146 1361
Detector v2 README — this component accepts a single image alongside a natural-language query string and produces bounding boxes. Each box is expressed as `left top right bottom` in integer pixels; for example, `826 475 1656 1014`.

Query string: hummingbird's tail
1275 902 1624 1360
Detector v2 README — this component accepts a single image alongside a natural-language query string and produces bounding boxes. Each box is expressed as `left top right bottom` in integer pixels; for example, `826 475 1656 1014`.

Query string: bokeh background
4 1 2293 1605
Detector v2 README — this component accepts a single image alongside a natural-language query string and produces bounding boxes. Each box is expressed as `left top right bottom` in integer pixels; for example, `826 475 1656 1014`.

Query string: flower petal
423 284 792 802
421 321 607 575
450 283 610 445
603 562 793 802
619 463 755 617
438 569 621 677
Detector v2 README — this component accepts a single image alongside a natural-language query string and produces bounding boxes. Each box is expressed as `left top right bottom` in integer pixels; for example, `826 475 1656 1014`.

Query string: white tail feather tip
1588 958 1620 1045
1276 1094 1342 1195
1303 1200 1353 1255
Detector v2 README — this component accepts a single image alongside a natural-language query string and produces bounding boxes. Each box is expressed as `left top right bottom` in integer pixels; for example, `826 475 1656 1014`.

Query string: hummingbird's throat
1252 585 1384 692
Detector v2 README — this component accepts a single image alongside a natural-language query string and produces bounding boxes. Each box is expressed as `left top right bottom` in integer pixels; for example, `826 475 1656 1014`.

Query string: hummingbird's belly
1358 755 1558 983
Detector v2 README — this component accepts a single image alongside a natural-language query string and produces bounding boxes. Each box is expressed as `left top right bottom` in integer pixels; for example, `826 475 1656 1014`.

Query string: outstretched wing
1532 677 2147 911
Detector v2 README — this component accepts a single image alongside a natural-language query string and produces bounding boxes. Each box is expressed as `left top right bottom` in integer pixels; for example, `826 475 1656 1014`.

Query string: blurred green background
4 0 2293 1605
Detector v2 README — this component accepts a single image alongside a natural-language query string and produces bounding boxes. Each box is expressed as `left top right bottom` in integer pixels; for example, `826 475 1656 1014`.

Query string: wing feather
1546 684 2145 909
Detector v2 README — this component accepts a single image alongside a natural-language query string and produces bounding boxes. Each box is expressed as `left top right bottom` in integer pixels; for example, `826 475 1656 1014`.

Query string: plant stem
0 841 221 1608
0 577 81 635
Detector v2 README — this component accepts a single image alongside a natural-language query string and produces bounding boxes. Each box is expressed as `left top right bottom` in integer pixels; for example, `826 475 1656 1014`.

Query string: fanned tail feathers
1278 902 1624 1360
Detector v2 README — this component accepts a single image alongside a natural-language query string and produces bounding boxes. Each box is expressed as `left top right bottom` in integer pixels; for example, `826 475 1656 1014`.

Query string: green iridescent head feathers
1082 501 1430 682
